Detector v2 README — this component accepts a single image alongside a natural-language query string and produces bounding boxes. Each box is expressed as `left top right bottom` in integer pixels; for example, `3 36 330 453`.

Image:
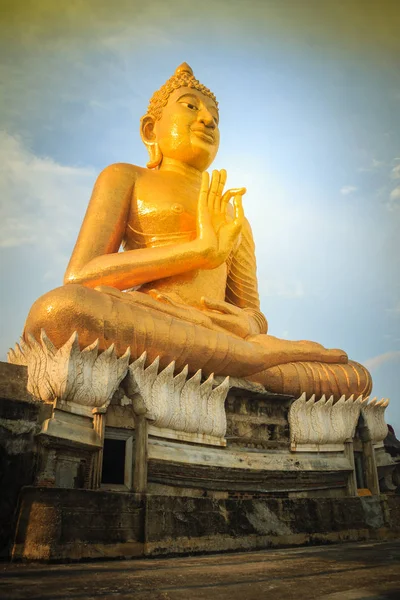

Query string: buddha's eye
186 103 198 111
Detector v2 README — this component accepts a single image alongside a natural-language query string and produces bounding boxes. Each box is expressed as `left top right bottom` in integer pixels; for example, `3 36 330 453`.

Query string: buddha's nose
198 108 216 128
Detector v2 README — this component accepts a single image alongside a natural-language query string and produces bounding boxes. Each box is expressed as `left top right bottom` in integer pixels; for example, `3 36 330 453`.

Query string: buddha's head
140 63 220 171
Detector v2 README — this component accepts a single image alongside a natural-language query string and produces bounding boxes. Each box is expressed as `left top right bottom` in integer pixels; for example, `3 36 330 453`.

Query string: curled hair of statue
146 62 218 122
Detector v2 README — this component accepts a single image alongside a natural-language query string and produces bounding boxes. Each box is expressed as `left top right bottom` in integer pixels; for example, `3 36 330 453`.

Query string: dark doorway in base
101 438 126 484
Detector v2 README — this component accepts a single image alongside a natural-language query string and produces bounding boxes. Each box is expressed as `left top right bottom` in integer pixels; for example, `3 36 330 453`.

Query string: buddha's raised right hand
197 169 246 270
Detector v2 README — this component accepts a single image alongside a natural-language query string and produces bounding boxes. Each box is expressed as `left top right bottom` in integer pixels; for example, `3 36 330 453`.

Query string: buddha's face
147 87 220 171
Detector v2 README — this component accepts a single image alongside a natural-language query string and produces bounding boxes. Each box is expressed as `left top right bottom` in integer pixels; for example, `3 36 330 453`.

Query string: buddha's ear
140 114 156 143
140 114 162 169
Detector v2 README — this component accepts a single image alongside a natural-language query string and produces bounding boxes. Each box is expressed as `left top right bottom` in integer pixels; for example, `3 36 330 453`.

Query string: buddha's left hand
200 297 262 338
147 290 263 338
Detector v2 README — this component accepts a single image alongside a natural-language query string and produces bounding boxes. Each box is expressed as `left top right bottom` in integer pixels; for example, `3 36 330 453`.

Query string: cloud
358 159 385 172
2 0 400 62
258 279 305 299
364 350 400 372
340 185 357 195
391 163 400 179
372 158 385 169
388 185 400 210
387 302 400 316
0 130 95 252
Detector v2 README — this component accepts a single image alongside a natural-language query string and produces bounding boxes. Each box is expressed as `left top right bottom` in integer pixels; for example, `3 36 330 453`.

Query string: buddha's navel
171 203 185 214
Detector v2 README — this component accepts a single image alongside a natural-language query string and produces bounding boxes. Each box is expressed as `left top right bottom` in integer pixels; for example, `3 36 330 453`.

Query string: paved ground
1 541 400 600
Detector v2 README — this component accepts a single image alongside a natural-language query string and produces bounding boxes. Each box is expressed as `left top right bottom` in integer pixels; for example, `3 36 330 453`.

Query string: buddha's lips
191 127 215 143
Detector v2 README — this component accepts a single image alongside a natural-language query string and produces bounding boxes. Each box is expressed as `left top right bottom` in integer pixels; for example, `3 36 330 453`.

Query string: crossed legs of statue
24 284 372 400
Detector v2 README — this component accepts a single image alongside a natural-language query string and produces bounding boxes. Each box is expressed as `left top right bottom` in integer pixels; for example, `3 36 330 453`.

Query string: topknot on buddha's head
146 62 218 121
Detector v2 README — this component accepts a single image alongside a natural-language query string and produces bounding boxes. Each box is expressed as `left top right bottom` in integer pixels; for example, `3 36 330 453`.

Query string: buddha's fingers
214 169 227 211
201 296 241 315
221 188 246 217
148 289 183 307
208 170 220 211
199 172 210 207
197 172 212 234
94 285 126 299
233 192 245 225
220 191 231 216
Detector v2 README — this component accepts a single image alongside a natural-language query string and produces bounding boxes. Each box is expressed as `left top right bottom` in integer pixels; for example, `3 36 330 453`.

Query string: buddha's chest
124 175 199 249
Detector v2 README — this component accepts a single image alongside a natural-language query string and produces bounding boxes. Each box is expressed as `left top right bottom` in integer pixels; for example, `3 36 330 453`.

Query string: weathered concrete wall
386 494 400 527
12 487 400 561
0 362 50 559
144 494 399 555
13 487 145 561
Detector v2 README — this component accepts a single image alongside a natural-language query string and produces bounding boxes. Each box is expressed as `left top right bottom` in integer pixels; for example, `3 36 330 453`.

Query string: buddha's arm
64 163 210 290
225 218 268 334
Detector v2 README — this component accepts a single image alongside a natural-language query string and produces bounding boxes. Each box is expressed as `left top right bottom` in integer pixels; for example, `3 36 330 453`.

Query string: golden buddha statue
24 63 372 399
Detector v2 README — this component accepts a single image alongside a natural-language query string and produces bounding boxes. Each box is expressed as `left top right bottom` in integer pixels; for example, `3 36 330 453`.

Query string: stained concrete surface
1 541 399 600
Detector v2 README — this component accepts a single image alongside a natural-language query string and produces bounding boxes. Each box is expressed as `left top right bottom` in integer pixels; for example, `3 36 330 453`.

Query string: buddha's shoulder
97 162 146 182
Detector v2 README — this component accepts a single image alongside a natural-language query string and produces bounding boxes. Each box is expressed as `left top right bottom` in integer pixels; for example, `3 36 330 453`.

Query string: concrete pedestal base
12 487 400 561
2 360 397 563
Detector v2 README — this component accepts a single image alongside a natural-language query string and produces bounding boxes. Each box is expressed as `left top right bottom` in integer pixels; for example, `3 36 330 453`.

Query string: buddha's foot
247 359 372 400
249 334 348 366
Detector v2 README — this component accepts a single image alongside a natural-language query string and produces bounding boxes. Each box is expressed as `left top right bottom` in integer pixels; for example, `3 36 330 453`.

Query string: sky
1 0 399 430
